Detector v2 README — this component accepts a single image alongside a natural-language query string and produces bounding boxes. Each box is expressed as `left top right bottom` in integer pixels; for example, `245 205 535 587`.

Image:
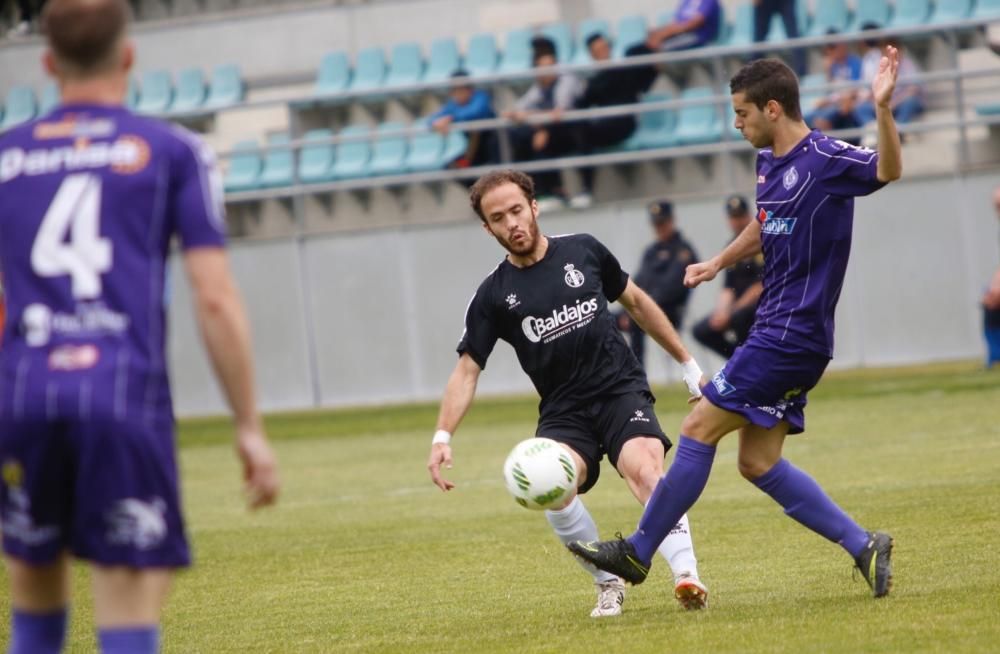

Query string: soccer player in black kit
426 170 709 616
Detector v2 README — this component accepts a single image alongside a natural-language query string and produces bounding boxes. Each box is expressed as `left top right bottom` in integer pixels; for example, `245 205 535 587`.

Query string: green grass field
1 362 999 652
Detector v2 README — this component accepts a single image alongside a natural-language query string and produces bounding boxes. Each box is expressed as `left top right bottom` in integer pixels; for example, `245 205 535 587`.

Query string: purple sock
10 608 67 654
98 626 160 654
753 458 870 557
627 436 716 564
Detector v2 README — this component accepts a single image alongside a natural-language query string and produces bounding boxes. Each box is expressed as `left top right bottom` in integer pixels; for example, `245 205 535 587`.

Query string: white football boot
590 577 626 617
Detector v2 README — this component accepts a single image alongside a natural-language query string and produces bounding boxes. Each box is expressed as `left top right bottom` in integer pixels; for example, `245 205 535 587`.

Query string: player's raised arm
685 218 763 288
428 353 482 491
185 248 279 509
873 46 903 183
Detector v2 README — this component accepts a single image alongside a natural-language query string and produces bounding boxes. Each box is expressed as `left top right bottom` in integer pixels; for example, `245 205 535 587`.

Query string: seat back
316 51 351 96
426 38 461 83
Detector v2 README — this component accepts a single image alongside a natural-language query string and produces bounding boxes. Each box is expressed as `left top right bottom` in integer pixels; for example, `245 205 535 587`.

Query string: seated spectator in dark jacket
647 0 721 51
429 70 498 167
568 32 658 208
804 31 862 139
692 195 764 359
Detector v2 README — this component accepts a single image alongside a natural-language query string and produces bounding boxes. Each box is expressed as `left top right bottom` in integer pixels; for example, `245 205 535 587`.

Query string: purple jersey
750 130 884 357
0 103 225 421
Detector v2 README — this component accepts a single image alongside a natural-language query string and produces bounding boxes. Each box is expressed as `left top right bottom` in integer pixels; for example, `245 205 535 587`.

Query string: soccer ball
502 438 578 510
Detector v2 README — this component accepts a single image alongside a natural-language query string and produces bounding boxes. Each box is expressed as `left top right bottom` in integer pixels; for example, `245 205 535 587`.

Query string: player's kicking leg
544 445 626 618
616 437 707 610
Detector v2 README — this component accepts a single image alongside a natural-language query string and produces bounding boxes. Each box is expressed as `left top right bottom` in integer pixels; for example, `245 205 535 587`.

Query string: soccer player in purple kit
0 0 280 652
569 52 903 599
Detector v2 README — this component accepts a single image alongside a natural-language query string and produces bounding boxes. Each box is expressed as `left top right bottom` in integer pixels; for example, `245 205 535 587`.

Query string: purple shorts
0 413 191 568
700 340 831 435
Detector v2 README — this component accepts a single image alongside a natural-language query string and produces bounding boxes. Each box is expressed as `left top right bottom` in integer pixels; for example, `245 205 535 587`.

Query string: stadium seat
727 4 754 46
350 47 387 93
330 126 372 179
465 33 498 77
887 0 931 28
223 140 261 192
38 82 60 115
673 87 723 145
973 0 1000 18
384 42 425 90
205 64 244 109
848 0 890 31
258 134 295 188
929 0 972 22
976 103 1000 116
799 72 828 111
806 0 849 36
172 67 206 113
135 69 173 114
540 22 574 63
425 38 461 84
572 18 610 64
613 14 648 59
125 77 139 109
298 129 336 183
315 51 351 98
442 130 468 165
621 92 677 150
0 86 37 130
405 130 448 172
369 122 409 177
498 28 533 74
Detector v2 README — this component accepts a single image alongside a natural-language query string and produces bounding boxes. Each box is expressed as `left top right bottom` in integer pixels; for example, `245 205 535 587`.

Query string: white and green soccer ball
502 437 578 510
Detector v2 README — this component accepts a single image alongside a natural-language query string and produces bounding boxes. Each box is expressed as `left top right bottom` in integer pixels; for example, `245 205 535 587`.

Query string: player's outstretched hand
872 45 900 108
684 260 720 288
237 428 280 510
428 443 455 492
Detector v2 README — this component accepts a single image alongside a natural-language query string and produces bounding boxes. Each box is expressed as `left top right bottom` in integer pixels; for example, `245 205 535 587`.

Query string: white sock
546 496 618 584
650 509 699 582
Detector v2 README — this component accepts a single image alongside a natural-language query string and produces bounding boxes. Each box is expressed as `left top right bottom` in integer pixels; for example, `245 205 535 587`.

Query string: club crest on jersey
782 166 799 190
563 263 585 288
758 210 798 236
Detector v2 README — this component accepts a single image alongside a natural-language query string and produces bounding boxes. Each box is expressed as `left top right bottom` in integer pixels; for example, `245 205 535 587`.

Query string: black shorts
536 392 671 494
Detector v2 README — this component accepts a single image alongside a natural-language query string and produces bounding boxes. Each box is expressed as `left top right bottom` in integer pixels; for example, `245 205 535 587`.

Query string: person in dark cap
691 195 764 358
620 200 698 367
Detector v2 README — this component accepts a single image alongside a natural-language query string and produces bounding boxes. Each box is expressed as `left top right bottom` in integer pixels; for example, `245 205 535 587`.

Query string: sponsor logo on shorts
630 409 651 423
759 210 798 236
1 461 61 546
106 498 168 550
521 297 599 344
711 371 736 396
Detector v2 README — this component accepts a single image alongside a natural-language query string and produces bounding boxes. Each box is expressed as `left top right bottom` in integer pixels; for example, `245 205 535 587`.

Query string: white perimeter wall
168 169 1000 416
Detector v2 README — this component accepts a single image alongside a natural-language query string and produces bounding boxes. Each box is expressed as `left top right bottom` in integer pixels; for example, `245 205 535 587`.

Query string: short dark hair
42 0 131 76
730 58 802 121
469 169 535 222
531 35 557 59
585 32 607 49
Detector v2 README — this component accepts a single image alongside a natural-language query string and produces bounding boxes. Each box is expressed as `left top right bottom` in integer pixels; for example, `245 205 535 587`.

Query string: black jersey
457 233 651 416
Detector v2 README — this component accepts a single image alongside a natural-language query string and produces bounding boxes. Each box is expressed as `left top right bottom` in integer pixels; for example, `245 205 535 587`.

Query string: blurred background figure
619 200 697 368
855 38 924 128
646 0 721 51
692 195 764 359
984 186 1000 368
804 29 862 139
8 0 46 36
753 0 805 74
429 70 498 168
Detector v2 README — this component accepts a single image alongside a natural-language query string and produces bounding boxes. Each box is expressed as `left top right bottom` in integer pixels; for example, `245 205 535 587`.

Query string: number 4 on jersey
31 173 112 300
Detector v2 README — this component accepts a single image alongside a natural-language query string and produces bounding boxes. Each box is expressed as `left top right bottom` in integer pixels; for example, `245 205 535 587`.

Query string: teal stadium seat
974 0 1000 18
728 4 754 46
135 70 172 114
0 86 37 130
38 82 60 115
572 18 610 64
369 123 409 177
258 134 294 188
976 103 1000 116
930 0 972 22
848 0 890 31
465 33 498 77
540 22 574 63
799 72 828 111
385 42 425 89
125 77 139 109
315 51 351 98
613 15 648 59
442 130 468 165
498 28 533 74
806 0 849 36
205 64 244 109
674 87 723 145
172 67 206 113
298 129 336 183
330 126 371 179
350 48 387 93
405 130 447 172
425 38 461 84
621 92 677 150
223 140 261 192
888 0 931 28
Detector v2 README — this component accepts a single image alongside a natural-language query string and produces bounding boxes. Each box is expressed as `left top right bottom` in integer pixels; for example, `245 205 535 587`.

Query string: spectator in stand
983 186 1000 368
804 30 862 139
505 38 584 211
646 0 721 51
854 38 924 127
692 195 764 359
568 32 658 209
429 70 498 168
752 0 806 74
8 0 47 36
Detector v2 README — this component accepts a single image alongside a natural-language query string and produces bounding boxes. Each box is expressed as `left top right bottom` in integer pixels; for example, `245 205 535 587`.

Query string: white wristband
432 430 452 445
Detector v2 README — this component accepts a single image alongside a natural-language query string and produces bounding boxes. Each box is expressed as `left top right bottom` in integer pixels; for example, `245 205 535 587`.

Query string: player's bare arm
185 248 279 509
873 46 903 183
685 219 763 288
428 353 482 491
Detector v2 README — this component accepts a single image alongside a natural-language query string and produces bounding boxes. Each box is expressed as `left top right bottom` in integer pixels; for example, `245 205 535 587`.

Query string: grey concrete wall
166 169 1000 416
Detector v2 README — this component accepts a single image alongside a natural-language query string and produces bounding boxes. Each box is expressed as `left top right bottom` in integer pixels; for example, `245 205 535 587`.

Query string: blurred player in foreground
427 169 709 616
0 1 279 651
570 54 902 599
